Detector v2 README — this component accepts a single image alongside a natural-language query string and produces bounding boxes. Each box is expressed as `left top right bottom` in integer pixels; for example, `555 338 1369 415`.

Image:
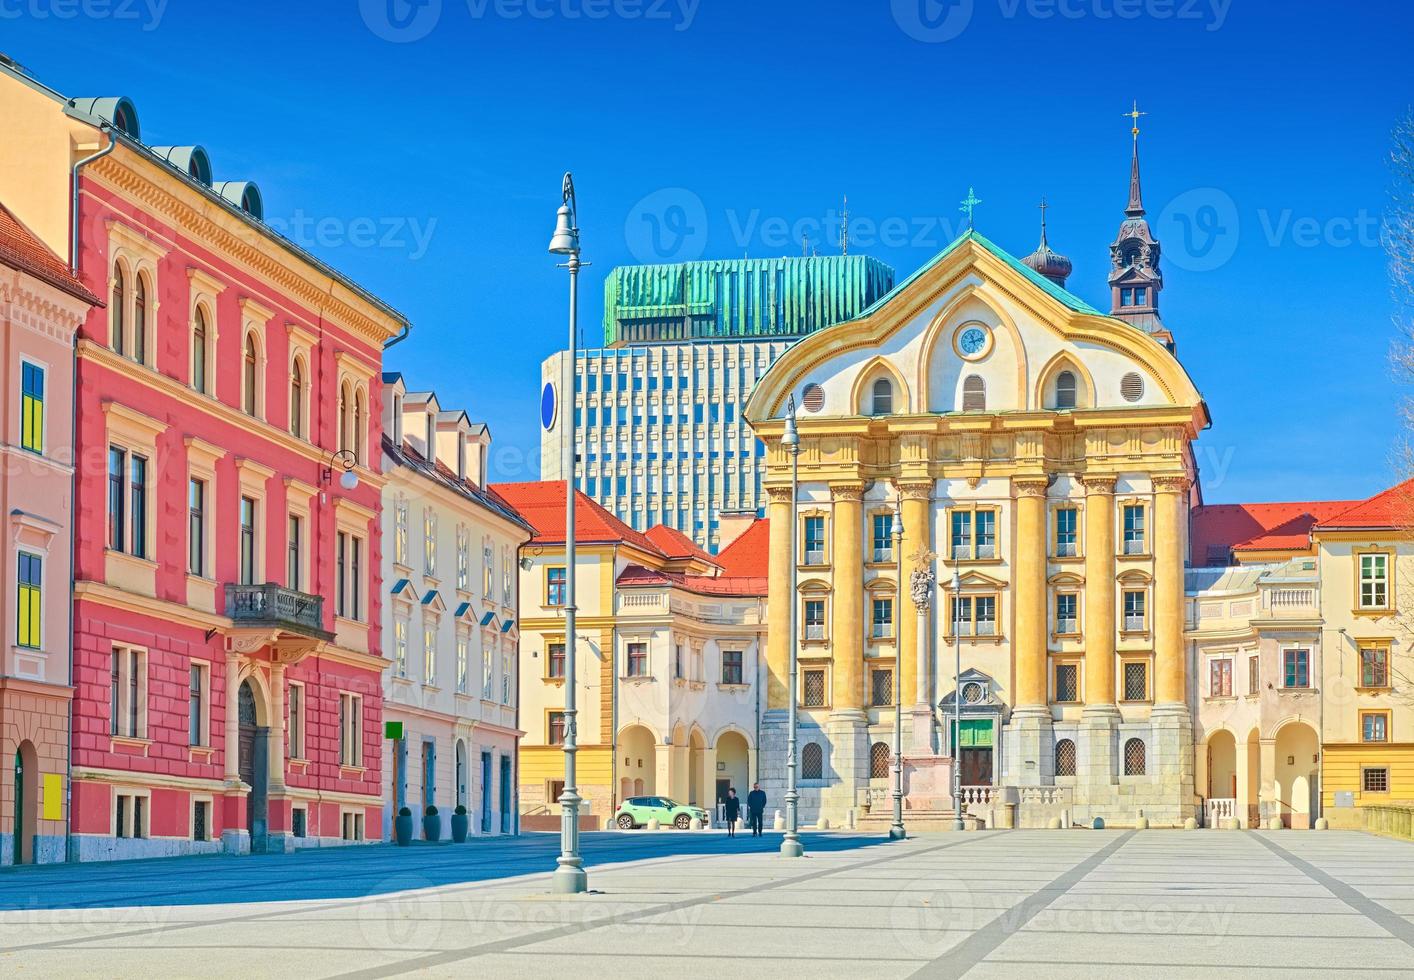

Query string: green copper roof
603 254 895 346
850 229 1103 322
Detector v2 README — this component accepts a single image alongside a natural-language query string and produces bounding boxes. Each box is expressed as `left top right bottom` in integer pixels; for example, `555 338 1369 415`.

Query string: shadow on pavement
0 830 892 911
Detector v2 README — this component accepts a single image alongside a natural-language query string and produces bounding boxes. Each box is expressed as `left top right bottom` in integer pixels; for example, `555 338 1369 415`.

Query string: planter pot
451 813 469 843
423 815 442 842
394 814 414 846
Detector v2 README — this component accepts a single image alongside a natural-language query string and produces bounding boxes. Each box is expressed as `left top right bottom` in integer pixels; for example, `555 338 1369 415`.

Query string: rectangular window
1283 649 1310 689
1209 658 1233 698
546 567 567 606
871 597 894 638
457 636 469 692
1249 654 1260 695
110 646 146 738
287 515 302 591
1123 661 1149 702
291 807 306 838
288 682 304 759
1123 590 1147 632
1363 767 1390 793
872 513 893 562
239 496 257 585
626 641 649 677
110 649 120 736
17 552 41 650
424 510 437 577
395 497 409 566
1054 592 1078 635
193 800 209 842
456 525 470 590
1361 712 1390 744
950 508 997 560
803 599 826 640
423 625 437 685
1055 507 1078 557
338 693 362 767
722 649 744 685
133 796 145 839
1054 662 1079 703
803 516 825 564
548 711 567 745
108 447 126 552
1358 554 1390 609
336 531 347 617
483 647 494 699
394 619 408 677
21 361 44 454
115 794 127 838
975 509 996 558
188 662 207 746
548 642 566 679
1122 504 1146 555
975 595 997 635
188 478 206 576
802 667 827 707
129 454 148 559
1360 645 1390 688
870 667 894 707
350 536 363 621
950 510 972 560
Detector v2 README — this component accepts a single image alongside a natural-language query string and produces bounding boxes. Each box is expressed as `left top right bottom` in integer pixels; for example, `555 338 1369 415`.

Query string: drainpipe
383 323 411 350
65 122 115 862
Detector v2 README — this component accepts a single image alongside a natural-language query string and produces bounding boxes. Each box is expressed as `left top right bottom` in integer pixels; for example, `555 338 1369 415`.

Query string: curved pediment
744 231 1207 432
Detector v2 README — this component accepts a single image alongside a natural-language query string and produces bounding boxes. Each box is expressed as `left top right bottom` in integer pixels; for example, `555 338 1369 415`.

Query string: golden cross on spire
1125 99 1147 140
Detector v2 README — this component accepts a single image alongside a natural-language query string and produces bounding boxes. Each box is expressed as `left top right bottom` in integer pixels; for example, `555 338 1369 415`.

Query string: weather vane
959 187 981 230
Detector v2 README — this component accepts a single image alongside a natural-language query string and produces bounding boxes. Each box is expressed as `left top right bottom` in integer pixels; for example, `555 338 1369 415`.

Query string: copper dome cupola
1021 198 1073 287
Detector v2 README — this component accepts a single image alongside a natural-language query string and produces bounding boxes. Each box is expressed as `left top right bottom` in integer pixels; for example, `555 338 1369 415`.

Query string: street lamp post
889 502 906 840
548 173 588 894
951 569 964 832
780 399 803 858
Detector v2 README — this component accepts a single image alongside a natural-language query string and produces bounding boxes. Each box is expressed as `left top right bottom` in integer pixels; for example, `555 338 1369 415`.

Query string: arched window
1055 738 1077 777
1055 370 1077 410
133 274 148 365
801 742 823 780
111 263 126 355
354 387 367 464
192 308 209 394
338 382 351 453
1124 737 1146 776
289 356 305 438
870 377 893 416
243 334 259 416
869 741 891 780
962 375 986 412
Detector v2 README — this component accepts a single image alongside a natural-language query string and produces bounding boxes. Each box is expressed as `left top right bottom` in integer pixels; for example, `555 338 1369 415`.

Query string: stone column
1234 734 1252 828
765 486 793 711
896 482 932 712
909 574 936 755
1080 476 1119 790
1011 477 1052 787
1258 738 1278 827
829 483 865 713
224 654 241 783
1154 476 1189 706
268 661 286 793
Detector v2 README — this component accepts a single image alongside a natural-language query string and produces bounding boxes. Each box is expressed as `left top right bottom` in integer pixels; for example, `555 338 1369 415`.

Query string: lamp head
781 413 799 448
339 468 359 492
892 505 904 540
548 203 578 254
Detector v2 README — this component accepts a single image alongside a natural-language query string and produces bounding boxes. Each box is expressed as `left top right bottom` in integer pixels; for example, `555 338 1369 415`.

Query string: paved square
1 830 1412 978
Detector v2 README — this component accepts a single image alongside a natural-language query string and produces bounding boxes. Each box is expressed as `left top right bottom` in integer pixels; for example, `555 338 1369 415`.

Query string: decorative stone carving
766 485 794 504
1012 477 1050 498
908 547 936 611
1152 475 1191 494
894 481 932 501
830 483 865 502
1080 474 1118 495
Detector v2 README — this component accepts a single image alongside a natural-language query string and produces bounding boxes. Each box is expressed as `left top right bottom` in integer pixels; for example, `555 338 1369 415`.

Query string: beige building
494 481 766 824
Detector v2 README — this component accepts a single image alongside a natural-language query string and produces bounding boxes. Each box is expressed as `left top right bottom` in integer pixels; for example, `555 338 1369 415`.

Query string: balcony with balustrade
223 583 334 658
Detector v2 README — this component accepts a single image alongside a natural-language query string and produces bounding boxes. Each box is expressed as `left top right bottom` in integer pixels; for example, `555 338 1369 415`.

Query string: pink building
0 63 408 859
0 202 101 865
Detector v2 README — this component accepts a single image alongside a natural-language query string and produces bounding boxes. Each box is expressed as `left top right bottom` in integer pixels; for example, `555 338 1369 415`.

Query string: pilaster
830 483 865 713
766 486 793 710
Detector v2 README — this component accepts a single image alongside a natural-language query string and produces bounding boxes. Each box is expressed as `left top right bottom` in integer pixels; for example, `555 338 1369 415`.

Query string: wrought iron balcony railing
225 583 330 639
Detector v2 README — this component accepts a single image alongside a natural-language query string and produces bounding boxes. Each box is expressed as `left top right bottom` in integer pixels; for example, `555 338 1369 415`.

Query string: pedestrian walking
722 788 740 838
746 783 767 837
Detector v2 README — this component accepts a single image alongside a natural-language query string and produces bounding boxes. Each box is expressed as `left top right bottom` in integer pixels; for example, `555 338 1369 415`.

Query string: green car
614 796 709 830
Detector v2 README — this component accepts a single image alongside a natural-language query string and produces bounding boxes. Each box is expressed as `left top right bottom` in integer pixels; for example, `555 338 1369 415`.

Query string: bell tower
1108 101 1172 349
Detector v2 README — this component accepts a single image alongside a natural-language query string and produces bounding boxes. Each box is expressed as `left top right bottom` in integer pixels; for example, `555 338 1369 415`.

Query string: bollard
690 817 703 831
1183 817 1198 830
1135 817 1149 830
773 809 785 831
1315 817 1329 831
647 818 660 831
1047 817 1062 830
817 816 830 830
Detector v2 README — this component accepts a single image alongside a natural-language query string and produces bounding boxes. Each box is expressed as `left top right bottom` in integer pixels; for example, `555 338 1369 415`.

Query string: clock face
958 326 988 357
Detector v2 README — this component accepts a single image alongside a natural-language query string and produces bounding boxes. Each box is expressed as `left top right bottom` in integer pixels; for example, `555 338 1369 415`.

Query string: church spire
1022 196 1073 287
1125 100 1147 216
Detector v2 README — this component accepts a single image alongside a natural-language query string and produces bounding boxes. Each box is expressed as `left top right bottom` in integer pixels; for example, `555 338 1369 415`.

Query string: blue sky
6 0 1409 502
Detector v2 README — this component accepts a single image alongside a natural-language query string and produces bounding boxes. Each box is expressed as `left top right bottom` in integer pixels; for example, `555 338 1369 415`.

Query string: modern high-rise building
540 255 894 552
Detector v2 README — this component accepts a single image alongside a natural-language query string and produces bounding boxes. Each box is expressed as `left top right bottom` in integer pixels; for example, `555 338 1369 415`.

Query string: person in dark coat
722 788 741 837
746 783 767 837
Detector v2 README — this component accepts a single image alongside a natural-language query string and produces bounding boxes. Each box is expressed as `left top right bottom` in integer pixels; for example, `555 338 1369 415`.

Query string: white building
379 375 533 839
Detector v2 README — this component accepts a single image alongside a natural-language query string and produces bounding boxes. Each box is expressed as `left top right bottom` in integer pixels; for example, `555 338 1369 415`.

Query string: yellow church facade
745 230 1209 828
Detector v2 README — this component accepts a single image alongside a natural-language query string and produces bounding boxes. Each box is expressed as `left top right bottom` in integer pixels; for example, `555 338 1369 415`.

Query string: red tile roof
645 524 719 568
1191 500 1359 565
1316 478 1414 530
715 518 769 578
614 563 767 597
0 202 101 305
490 481 664 554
